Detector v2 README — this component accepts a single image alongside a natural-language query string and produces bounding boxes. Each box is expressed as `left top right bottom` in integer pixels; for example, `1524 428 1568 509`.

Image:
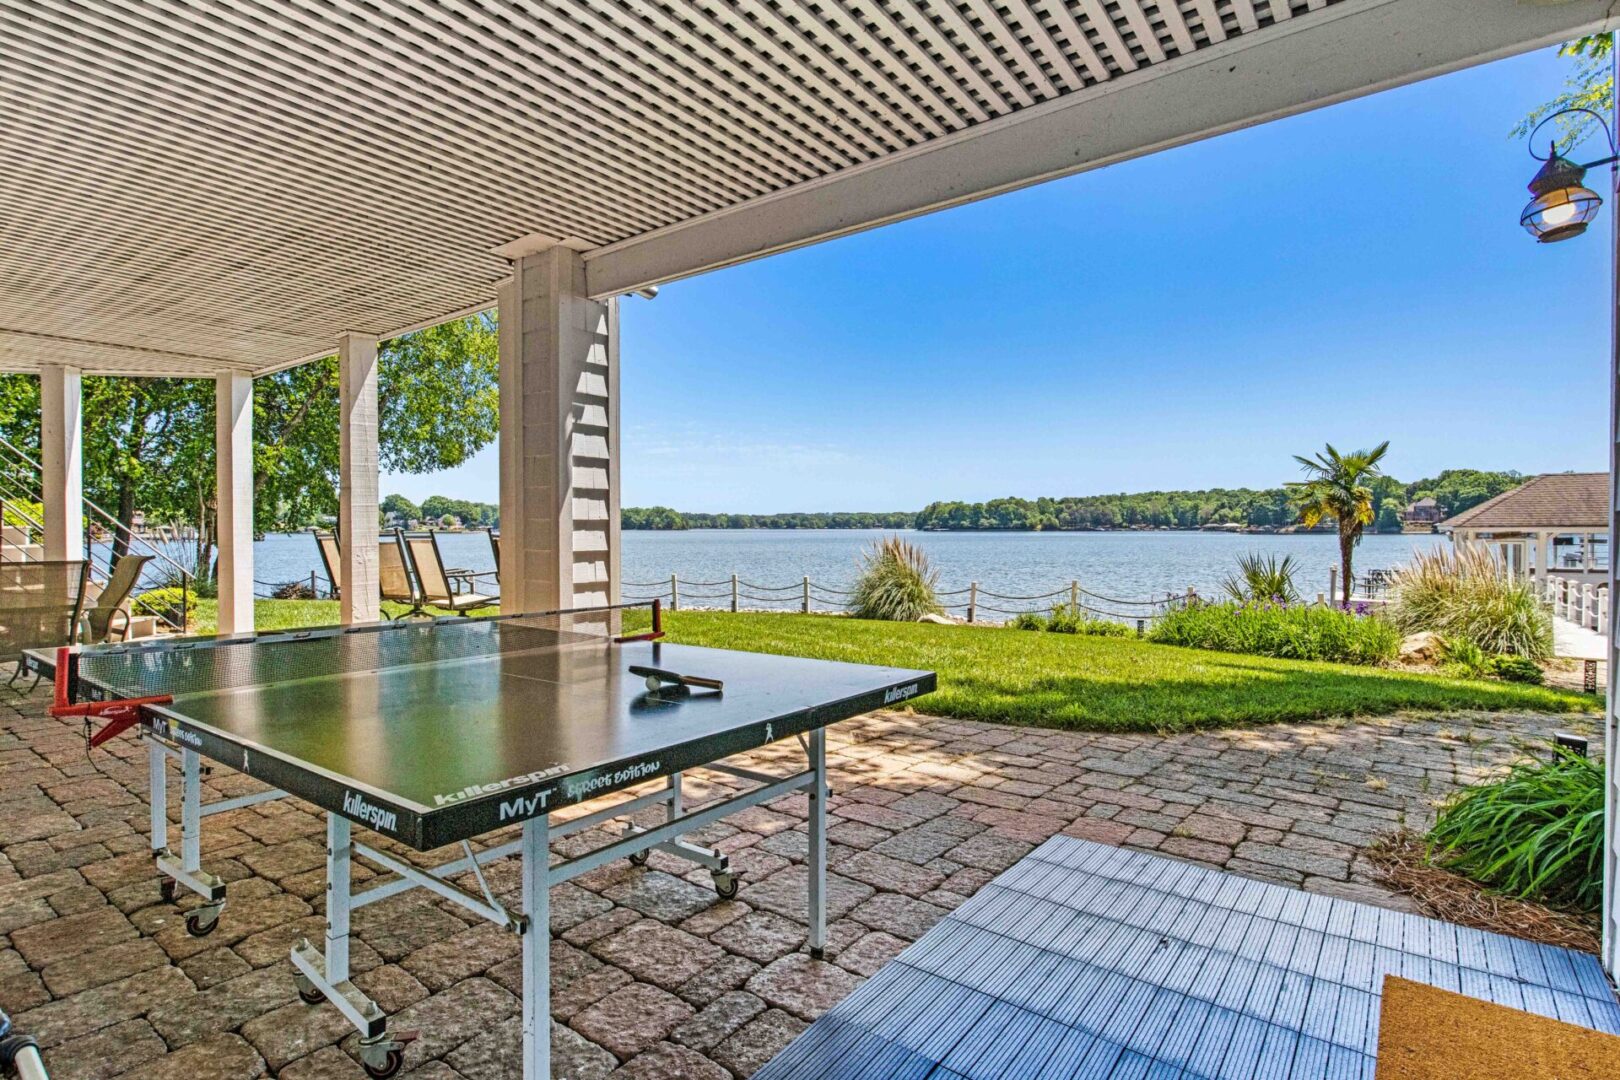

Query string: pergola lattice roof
0 0 1611 376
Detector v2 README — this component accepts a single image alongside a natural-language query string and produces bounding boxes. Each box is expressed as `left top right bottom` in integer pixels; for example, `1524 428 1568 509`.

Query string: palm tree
1290 442 1390 605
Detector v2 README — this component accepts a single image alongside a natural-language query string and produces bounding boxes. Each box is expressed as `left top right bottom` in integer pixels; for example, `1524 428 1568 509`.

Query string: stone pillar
39 365 83 562
215 373 254 635
339 333 380 624
497 246 618 615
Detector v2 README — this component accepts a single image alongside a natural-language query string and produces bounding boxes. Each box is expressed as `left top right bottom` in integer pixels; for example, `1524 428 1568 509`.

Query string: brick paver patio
0 686 1599 1079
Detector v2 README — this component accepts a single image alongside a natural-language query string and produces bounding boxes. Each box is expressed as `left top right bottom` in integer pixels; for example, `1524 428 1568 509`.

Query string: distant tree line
394 469 1526 533
622 507 914 530
914 469 1523 532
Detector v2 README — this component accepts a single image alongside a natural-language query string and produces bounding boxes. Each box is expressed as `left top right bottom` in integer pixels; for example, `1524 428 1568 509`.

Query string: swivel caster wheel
628 850 649 867
294 973 323 1005
362 1049 404 1079
712 870 739 900
158 878 177 903
184 906 221 938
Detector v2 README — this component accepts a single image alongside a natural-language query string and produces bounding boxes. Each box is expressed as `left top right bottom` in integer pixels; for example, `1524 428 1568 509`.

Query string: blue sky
384 44 1612 513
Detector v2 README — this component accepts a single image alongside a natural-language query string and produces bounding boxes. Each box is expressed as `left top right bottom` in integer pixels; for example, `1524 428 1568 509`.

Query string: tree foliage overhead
1515 34 1613 152
0 315 499 541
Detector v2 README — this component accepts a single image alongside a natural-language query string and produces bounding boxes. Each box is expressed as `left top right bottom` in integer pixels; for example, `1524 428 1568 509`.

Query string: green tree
381 494 420 522
1290 441 1391 605
1516 35 1612 151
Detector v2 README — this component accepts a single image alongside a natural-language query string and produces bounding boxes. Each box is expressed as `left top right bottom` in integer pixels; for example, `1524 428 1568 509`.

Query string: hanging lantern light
1521 143 1604 242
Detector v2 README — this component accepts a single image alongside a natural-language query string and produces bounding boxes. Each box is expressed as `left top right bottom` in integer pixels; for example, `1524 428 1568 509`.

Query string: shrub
1489 654 1545 685
1148 600 1399 665
849 536 943 622
1044 604 1131 636
132 586 197 624
1439 635 1491 679
1008 611 1045 631
1387 546 1552 660
1220 553 1300 604
1428 748 1603 910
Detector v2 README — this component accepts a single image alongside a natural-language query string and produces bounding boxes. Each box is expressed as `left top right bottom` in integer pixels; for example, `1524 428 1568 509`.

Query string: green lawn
190 602 1598 733
643 610 1598 733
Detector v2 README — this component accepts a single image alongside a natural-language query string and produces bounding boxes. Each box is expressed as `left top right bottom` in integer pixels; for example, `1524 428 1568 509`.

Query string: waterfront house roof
1439 472 1609 532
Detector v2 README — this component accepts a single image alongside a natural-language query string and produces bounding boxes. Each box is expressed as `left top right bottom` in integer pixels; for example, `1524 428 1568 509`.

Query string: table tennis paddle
630 665 724 693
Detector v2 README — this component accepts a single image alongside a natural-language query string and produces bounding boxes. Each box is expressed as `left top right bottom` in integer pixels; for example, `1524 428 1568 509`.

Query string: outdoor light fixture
1520 108 1617 242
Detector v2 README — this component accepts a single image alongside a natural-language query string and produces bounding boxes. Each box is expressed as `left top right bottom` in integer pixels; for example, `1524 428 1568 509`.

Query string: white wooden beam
583 0 1620 298
215 372 254 635
39 364 83 562
498 245 618 616
338 332 380 624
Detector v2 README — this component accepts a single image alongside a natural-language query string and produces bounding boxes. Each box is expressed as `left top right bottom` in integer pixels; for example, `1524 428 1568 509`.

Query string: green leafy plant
1043 604 1131 636
1388 546 1552 660
1149 600 1399 665
132 586 197 624
1220 553 1301 604
849 536 943 622
1439 635 1492 679
1489 654 1545 685
1428 748 1604 911
1008 611 1045 631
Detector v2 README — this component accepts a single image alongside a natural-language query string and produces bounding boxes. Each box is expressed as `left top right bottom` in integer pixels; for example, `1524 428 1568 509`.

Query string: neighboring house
1399 497 1442 529
1439 472 1608 581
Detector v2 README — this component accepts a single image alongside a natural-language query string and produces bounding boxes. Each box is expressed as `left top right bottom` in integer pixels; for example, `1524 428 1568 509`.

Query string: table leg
325 814 351 985
180 748 201 877
808 727 827 960
522 813 551 1079
148 739 167 858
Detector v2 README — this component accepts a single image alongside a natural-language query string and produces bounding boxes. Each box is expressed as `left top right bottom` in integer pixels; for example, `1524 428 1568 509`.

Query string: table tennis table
29 603 934 1078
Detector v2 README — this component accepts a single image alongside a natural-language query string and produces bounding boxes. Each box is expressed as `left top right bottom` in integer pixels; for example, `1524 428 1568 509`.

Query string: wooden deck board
755 836 1620 1079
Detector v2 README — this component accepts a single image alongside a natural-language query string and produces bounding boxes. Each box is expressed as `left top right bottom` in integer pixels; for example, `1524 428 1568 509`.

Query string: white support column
215 373 254 635
339 333 380 624
1603 72 1620 980
498 245 619 615
39 364 83 561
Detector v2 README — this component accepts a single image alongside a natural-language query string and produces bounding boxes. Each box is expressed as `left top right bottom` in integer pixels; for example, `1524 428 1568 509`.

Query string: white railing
1544 575 1609 636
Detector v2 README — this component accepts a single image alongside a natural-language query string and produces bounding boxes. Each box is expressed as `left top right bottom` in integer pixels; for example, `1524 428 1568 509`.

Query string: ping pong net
59 601 663 746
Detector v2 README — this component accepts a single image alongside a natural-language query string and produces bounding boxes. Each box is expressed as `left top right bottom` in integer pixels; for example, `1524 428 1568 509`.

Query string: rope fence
622 572 1196 624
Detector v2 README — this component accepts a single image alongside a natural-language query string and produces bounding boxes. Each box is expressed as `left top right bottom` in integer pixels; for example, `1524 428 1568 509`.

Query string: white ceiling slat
1110 0 1170 64
909 0 1039 108
466 0 815 183
1029 0 1116 86
616 0 870 165
1187 0 1229 43
1158 2 1201 54
290 0 776 201
14 0 1533 377
1229 0 1263 34
1074 0 1142 74
727 0 929 147
955 0 1063 97
36 0 704 233
820 0 980 127
871 0 1003 118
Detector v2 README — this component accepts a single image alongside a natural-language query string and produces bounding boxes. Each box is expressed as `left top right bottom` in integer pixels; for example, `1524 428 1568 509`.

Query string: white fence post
1070 580 1079 614
1329 567 1337 602
802 576 811 614
670 573 679 611
730 573 739 613
967 582 978 623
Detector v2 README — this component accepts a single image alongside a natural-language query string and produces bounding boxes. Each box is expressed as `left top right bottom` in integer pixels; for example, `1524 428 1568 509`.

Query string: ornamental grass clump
1148 599 1399 665
1427 748 1604 911
849 536 943 622
1388 546 1552 660
1220 553 1301 604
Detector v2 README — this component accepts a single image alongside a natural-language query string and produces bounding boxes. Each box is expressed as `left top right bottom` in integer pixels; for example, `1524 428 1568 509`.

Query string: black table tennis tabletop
34 614 935 850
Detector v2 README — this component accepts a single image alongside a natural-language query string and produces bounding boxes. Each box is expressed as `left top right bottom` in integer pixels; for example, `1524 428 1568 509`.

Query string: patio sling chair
0 560 93 685
430 527 501 597
379 529 425 618
405 532 497 615
82 553 153 644
313 530 342 599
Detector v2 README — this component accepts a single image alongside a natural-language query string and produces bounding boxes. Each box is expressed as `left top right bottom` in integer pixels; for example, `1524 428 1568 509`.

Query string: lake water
240 528 1447 614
